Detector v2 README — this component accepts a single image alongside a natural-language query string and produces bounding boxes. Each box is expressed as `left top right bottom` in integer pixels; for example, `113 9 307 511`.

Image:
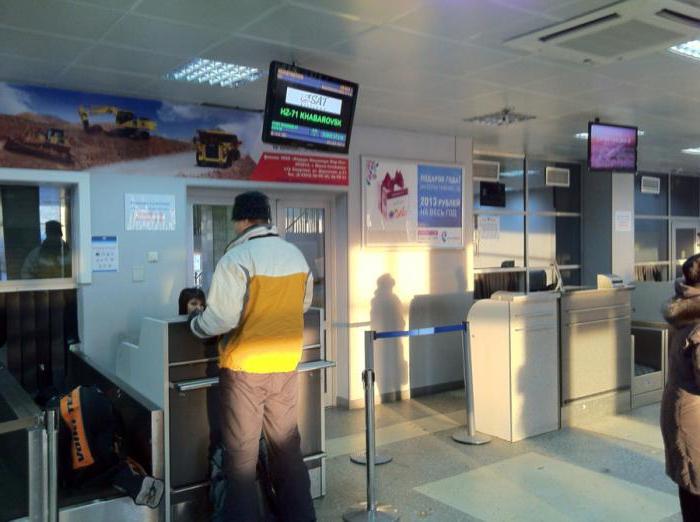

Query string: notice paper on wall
614 210 632 232
125 193 176 231
477 215 500 240
362 156 464 248
92 236 118 272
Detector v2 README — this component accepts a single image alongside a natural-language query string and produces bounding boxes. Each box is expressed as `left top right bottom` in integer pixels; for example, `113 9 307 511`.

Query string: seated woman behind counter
178 288 206 316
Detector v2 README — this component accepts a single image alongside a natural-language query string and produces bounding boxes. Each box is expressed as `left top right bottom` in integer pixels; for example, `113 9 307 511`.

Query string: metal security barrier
0 363 51 522
343 322 489 522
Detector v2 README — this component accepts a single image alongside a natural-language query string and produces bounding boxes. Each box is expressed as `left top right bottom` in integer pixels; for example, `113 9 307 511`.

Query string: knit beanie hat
231 191 271 222
682 253 700 288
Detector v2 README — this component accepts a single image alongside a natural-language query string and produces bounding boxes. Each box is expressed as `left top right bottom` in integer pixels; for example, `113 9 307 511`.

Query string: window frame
634 172 700 282
472 152 583 293
0 168 91 292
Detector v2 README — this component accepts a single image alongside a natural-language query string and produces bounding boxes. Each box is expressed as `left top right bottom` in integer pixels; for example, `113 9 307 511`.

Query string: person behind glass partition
21 220 71 279
178 287 206 315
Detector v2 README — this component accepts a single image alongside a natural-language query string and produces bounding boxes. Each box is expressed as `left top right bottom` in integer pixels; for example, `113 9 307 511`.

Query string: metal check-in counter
116 308 333 522
469 291 560 442
559 285 634 425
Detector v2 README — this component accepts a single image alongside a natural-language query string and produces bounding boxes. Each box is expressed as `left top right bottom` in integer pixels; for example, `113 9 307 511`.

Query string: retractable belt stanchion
350 329 392 466
452 321 491 445
344 323 478 521
343 330 399 522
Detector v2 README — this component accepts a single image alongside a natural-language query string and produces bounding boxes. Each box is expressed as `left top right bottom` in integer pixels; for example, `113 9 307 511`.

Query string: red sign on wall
251 153 349 185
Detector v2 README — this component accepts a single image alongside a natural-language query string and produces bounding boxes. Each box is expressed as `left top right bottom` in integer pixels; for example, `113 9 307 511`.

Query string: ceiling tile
392 0 557 44
147 77 266 110
204 36 300 70
198 81 267 110
57 66 156 94
75 0 138 10
77 44 182 76
474 57 568 86
0 0 122 40
521 70 623 96
494 0 578 12
241 5 372 49
335 27 515 75
572 83 658 109
359 86 452 116
594 51 697 84
0 28 85 64
0 55 66 84
289 0 423 24
422 75 500 101
459 89 586 121
638 94 700 121
133 0 283 31
102 14 227 57
546 0 626 21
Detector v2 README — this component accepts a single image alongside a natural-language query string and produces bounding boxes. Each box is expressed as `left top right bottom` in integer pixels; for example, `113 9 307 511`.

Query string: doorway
188 190 336 406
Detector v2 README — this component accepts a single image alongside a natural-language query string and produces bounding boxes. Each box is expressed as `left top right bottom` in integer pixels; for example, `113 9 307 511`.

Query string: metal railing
0 364 56 522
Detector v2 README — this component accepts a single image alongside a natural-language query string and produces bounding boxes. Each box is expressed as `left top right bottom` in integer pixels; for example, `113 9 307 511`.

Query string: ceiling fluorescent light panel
166 59 263 88
669 39 700 60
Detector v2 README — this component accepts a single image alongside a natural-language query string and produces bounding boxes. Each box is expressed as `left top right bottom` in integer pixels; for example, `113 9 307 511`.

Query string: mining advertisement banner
362 156 464 248
0 82 348 186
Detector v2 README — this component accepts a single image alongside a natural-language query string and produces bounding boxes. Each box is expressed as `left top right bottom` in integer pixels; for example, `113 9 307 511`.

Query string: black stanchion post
351 330 392 466
452 321 491 445
343 331 399 522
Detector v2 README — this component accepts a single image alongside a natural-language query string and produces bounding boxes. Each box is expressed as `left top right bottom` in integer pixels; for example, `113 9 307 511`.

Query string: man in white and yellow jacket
190 191 315 521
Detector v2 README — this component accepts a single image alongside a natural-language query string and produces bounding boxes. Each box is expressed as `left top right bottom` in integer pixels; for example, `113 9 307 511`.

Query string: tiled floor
314 391 682 521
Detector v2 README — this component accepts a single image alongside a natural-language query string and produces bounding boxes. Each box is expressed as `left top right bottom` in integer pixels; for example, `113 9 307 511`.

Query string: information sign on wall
125 194 176 231
362 156 464 248
92 236 118 272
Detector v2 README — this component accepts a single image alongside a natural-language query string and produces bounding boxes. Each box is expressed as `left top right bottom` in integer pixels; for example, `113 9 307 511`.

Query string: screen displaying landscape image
589 123 637 171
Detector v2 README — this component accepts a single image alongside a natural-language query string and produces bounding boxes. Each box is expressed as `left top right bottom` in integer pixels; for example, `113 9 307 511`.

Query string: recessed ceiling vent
505 0 700 65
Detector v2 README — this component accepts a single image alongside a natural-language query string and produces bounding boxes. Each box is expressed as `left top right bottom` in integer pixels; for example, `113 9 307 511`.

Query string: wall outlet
147 251 158 263
132 265 144 282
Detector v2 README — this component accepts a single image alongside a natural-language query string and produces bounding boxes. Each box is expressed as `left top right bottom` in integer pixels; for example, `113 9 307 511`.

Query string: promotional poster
0 82 348 185
363 156 463 248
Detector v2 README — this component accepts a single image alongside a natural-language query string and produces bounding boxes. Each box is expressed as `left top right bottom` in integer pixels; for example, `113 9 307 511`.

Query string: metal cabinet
469 292 559 442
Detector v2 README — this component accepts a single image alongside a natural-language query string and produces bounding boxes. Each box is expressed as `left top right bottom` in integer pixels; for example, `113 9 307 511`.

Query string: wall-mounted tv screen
588 122 638 172
262 61 358 154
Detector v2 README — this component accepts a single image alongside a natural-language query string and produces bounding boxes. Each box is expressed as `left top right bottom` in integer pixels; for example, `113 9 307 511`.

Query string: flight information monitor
262 61 358 154
588 122 638 172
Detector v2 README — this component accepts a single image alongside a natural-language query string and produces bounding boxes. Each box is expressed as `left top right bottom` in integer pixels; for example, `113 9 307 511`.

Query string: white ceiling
2 0 700 171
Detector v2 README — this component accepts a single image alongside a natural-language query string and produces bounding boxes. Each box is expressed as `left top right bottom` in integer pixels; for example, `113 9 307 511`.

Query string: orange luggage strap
59 387 95 469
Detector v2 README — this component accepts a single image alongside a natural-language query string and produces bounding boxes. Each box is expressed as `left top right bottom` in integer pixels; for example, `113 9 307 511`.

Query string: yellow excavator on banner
78 105 157 139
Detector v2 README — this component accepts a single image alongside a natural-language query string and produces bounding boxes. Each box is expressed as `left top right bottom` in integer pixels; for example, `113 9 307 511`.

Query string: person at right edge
189 191 316 522
661 253 700 521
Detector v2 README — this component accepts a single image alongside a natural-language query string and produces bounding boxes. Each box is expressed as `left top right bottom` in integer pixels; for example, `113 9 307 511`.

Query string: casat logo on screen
285 86 342 115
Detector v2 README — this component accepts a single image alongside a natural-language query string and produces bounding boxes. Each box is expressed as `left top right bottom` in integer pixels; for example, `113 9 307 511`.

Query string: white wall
339 127 473 406
80 173 189 369
76 125 472 409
